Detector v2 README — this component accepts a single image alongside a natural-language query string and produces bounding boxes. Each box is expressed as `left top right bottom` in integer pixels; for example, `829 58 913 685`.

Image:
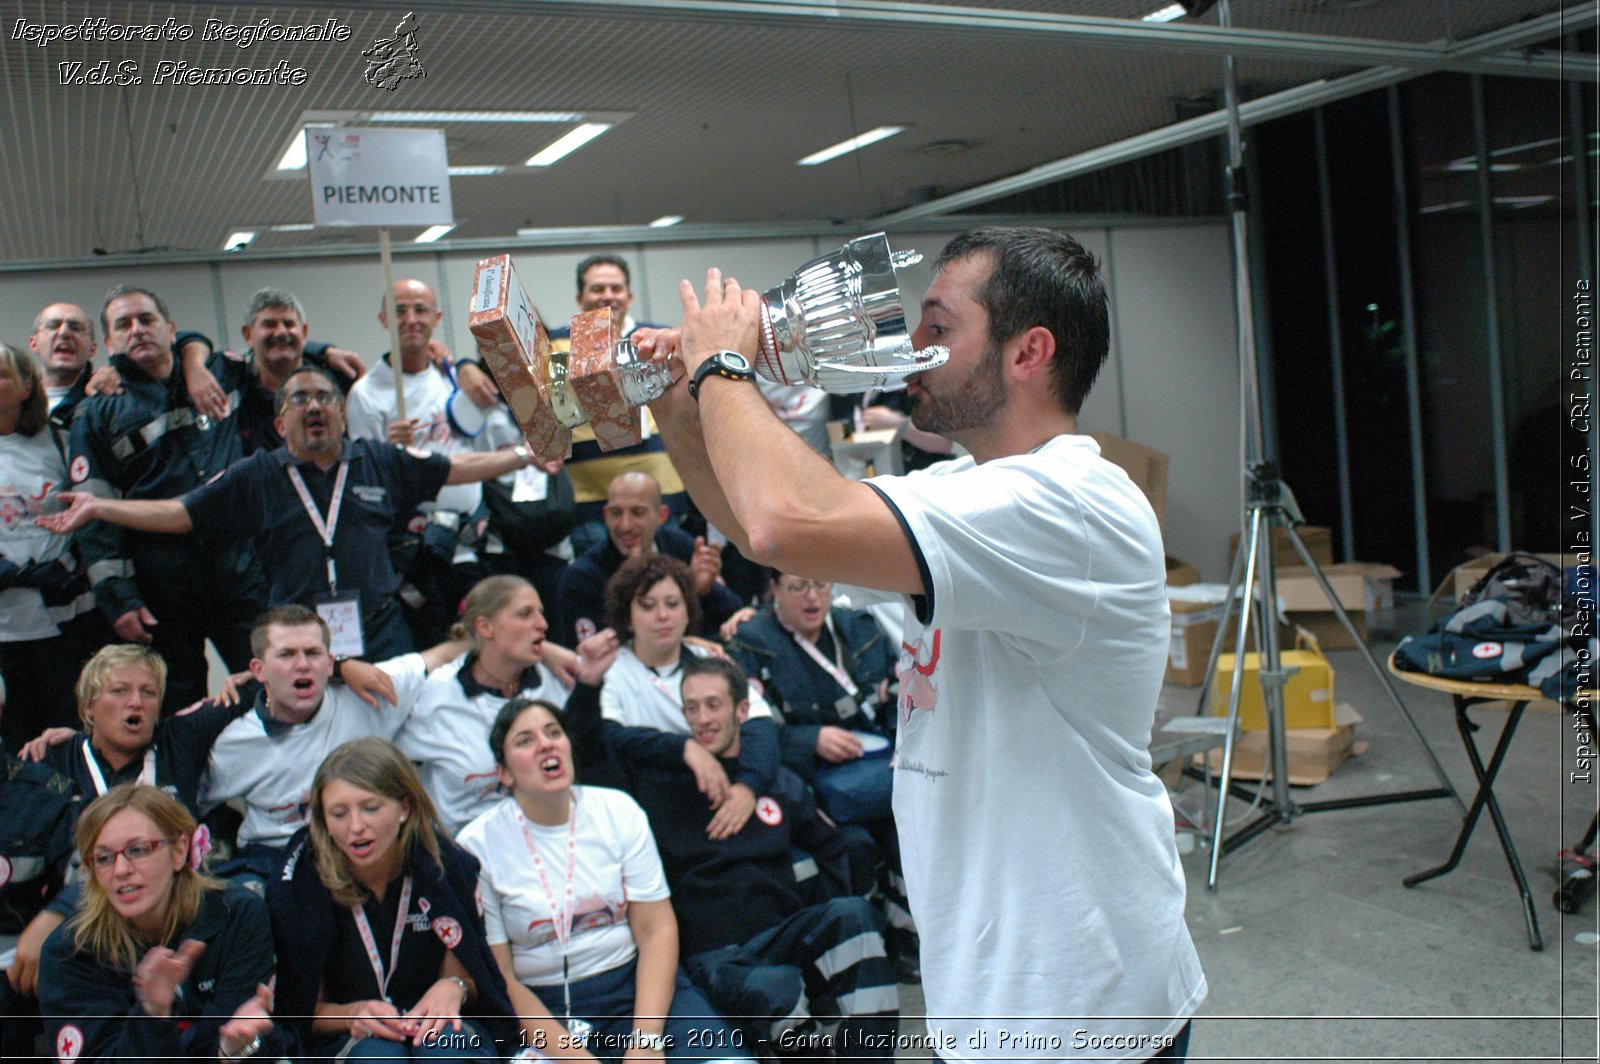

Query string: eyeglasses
37 318 91 335
780 579 832 595
282 390 342 410
90 836 174 870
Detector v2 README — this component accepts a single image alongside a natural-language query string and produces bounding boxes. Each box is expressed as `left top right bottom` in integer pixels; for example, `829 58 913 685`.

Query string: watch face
721 352 752 373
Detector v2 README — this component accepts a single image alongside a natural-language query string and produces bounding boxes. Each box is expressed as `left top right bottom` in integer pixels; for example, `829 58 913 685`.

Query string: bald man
29 303 97 412
344 279 487 646
554 470 742 646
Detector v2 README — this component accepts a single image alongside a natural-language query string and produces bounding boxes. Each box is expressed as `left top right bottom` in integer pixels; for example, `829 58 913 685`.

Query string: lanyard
287 460 349 593
82 742 156 796
351 875 413 1004
785 615 859 699
637 653 683 703
518 798 578 1020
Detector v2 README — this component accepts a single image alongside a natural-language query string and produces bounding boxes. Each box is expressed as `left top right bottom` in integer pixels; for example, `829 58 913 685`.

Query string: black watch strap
689 351 755 401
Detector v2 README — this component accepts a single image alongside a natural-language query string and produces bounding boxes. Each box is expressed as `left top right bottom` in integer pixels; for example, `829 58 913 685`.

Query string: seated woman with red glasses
36 783 281 1063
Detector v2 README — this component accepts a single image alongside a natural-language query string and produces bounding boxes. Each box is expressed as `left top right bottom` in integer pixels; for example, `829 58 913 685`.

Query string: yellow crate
1211 648 1335 732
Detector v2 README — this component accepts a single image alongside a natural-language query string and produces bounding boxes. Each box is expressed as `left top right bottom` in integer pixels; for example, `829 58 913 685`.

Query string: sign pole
306 126 454 431
378 227 408 423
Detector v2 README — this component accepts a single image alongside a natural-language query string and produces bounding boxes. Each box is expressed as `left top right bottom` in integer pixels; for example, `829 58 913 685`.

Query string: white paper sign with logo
307 127 453 227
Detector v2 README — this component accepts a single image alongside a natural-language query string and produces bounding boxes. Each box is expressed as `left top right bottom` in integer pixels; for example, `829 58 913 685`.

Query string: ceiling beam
870 6 1596 226
387 0 1593 79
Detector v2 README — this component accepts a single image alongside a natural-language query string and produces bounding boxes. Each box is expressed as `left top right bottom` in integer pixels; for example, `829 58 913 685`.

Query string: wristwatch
688 350 755 401
631 1030 669 1053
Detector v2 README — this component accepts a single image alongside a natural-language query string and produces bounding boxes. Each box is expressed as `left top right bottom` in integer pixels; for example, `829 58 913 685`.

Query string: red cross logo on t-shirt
755 797 782 826
56 1024 84 1063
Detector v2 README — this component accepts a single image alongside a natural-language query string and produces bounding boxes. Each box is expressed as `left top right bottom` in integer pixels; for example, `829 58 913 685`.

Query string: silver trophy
752 232 947 393
469 233 945 462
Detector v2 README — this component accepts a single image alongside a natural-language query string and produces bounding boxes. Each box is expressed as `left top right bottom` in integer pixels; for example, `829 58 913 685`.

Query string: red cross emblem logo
57 1024 84 1062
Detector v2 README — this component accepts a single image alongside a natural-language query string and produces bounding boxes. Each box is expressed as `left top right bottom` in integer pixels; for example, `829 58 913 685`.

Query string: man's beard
910 339 1006 437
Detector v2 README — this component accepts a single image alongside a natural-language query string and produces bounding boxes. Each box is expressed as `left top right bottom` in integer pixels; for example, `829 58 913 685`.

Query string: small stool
1387 654 1549 950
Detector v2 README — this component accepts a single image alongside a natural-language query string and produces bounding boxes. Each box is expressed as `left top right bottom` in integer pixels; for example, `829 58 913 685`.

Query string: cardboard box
1091 433 1168 528
1229 525 1334 571
1167 596 1224 686
1166 556 1200 587
1211 646 1335 731
1218 704 1364 785
1450 552 1577 602
1272 562 1400 650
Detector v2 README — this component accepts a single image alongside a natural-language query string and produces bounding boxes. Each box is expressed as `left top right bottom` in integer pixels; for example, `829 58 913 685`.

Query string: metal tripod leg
1280 525 1463 816
1207 504 1287 889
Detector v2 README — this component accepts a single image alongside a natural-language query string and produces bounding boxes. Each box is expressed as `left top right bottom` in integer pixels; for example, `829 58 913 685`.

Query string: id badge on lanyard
315 591 365 659
290 460 366 657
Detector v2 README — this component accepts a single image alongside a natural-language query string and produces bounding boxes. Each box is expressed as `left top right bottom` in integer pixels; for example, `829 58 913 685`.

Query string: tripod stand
1202 462 1463 890
1174 0 1462 890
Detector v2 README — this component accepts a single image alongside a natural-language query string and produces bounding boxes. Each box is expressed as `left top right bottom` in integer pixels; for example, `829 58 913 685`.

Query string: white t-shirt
396 655 569 834
0 431 90 640
869 434 1206 1061
345 357 482 549
202 654 429 846
600 644 774 734
457 786 668 987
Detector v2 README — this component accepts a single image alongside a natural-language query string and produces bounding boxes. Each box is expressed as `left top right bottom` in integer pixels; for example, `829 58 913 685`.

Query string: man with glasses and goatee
41 366 539 663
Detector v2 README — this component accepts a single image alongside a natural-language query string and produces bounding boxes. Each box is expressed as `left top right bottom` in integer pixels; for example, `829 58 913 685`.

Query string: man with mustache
231 287 364 454
40 366 539 663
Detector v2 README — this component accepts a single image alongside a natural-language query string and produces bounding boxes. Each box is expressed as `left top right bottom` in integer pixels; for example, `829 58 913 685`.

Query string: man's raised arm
36 492 192 535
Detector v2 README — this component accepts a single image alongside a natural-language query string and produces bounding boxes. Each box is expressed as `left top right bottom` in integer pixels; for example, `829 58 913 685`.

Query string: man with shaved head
29 303 97 413
554 469 742 646
344 278 486 646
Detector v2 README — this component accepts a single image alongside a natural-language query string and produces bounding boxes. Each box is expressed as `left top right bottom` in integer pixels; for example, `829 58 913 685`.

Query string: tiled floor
1161 602 1596 1063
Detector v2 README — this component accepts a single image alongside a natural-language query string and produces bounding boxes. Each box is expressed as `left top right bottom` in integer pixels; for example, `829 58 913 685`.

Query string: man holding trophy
471 229 1205 1062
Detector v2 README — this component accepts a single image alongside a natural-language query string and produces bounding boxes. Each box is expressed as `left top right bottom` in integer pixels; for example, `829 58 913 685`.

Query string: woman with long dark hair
457 696 751 1064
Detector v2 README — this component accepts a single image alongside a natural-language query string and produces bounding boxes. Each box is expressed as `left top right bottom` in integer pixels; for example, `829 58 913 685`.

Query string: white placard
307 127 453 227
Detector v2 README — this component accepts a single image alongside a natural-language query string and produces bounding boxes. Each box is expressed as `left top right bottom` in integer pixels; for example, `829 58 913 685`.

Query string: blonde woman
396 575 571 833
37 783 278 1062
269 738 517 1060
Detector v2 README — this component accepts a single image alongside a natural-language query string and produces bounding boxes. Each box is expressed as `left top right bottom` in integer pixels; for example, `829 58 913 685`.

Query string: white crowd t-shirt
599 644 774 734
202 654 429 847
458 786 669 987
396 655 569 834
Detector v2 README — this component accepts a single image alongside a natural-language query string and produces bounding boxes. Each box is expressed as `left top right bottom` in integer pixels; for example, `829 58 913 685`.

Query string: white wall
1 224 1240 578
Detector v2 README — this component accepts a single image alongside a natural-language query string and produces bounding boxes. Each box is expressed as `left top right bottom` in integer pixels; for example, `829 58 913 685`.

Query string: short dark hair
100 284 173 334
934 227 1110 416
251 604 331 658
605 554 702 642
680 654 748 707
576 254 631 293
275 364 344 413
489 697 568 769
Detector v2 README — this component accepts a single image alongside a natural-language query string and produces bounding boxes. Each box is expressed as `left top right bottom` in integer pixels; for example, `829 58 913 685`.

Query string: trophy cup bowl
469 233 946 463
754 231 948 394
